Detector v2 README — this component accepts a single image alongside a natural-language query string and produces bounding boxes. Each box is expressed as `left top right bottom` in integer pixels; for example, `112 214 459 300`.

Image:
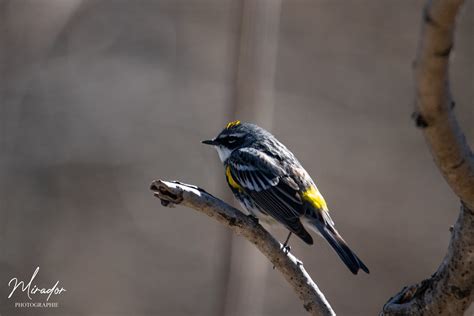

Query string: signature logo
8 267 66 302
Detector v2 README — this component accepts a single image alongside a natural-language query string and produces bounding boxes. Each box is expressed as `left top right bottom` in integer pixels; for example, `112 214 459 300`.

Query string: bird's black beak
202 139 218 146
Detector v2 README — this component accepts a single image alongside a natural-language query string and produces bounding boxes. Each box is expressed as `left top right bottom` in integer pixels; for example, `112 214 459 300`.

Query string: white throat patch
215 146 232 162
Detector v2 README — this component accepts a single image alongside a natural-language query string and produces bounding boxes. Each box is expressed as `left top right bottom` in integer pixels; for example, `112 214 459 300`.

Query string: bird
202 120 369 274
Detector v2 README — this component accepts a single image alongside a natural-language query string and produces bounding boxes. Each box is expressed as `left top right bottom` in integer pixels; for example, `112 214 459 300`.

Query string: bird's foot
273 244 292 270
247 214 259 224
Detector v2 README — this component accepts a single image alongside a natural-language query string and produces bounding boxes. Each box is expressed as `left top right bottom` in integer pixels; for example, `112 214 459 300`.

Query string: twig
150 180 335 316
381 0 474 314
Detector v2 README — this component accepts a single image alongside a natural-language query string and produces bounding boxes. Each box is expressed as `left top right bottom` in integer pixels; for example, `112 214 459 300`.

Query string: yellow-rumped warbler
203 120 369 274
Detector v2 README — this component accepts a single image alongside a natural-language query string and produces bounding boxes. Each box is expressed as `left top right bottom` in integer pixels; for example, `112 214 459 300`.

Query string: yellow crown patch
226 120 241 129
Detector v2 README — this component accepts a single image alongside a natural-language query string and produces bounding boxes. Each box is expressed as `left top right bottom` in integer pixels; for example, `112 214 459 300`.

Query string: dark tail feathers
313 221 369 274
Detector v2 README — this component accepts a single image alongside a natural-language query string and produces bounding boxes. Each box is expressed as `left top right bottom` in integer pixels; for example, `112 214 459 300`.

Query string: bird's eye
228 138 236 144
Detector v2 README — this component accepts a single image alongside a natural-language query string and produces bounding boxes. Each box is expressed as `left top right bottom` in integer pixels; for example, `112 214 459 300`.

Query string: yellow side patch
226 166 241 190
226 120 241 129
301 186 328 211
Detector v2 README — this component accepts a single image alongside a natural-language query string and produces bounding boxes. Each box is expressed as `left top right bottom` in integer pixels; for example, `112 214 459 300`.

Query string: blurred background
0 0 473 315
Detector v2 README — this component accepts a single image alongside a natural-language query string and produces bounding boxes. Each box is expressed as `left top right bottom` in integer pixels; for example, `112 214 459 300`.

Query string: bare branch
413 0 474 209
382 203 474 315
382 0 474 315
150 180 335 316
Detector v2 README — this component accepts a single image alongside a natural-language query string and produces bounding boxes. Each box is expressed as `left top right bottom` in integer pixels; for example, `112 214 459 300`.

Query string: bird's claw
247 214 259 224
273 244 291 270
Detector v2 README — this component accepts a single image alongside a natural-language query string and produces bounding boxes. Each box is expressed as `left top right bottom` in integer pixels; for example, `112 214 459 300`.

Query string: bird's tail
308 217 369 275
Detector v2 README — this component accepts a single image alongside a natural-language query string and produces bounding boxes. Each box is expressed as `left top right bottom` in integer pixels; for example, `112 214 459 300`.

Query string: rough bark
381 0 474 315
382 204 474 315
150 180 335 316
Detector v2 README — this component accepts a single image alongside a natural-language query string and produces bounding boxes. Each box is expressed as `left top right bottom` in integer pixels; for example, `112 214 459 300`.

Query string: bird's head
202 120 261 162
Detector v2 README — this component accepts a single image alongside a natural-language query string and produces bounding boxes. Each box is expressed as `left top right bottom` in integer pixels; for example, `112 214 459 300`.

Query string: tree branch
413 0 474 209
150 180 335 316
382 203 474 315
382 0 474 315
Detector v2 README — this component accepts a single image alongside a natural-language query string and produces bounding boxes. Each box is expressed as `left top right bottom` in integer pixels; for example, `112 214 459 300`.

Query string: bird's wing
227 148 313 244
